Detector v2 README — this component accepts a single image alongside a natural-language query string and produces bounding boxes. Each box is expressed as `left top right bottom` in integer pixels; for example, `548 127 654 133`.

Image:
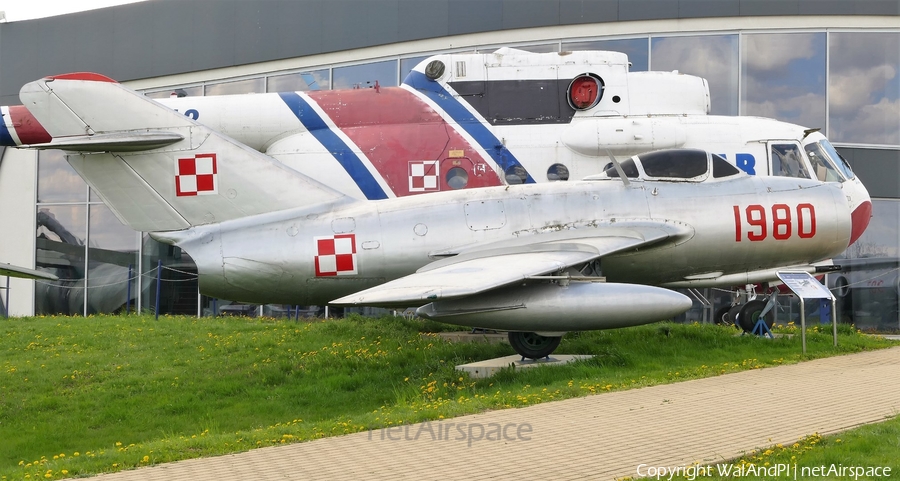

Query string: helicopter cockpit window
771 144 810 179
639 149 708 179
820 140 854 180
712 154 742 178
603 159 639 178
803 142 844 182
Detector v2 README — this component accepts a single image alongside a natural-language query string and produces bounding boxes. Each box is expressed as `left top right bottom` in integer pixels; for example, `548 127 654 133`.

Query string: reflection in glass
742 33 825 128
547 163 569 181
803 142 843 182
86 204 139 314
400 56 430 81
504 165 528 184
505 44 558 53
35 205 86 315
651 35 738 115
333 60 398 90
267 69 330 92
37 149 87 203
143 86 203 99
834 200 900 331
204 78 265 96
563 38 648 71
829 32 900 145
141 235 200 316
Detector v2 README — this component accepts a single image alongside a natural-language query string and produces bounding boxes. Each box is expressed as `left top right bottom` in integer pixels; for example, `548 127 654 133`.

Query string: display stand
776 271 837 355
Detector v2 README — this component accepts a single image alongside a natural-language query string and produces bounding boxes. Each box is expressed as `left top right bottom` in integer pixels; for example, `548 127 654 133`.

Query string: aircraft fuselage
159 174 852 306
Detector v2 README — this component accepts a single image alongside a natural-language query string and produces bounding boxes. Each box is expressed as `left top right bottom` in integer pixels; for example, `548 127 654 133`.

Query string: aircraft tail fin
19 73 349 232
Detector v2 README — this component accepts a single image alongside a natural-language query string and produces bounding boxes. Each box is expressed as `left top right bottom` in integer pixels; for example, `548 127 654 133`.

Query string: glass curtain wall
563 38 649 71
651 34 739 116
828 32 900 146
35 151 140 316
741 32 826 129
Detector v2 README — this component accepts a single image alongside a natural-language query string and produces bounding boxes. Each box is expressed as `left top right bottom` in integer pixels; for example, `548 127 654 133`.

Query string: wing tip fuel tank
416 282 692 332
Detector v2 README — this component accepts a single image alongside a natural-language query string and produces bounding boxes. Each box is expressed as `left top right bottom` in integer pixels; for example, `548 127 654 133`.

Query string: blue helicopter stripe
403 70 535 184
277 92 388 200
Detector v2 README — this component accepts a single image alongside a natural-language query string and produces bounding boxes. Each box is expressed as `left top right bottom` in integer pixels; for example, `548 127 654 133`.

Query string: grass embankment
1 314 894 480
633 415 900 480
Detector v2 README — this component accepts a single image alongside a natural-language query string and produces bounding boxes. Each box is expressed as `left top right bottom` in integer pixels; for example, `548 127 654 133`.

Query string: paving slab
82 346 900 481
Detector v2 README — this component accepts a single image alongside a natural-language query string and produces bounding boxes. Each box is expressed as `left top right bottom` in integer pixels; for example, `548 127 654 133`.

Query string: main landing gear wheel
726 304 744 326
714 305 732 325
736 299 775 333
508 332 562 359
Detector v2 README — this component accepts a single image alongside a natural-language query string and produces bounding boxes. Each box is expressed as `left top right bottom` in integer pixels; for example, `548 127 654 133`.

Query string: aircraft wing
331 225 680 307
0 263 59 281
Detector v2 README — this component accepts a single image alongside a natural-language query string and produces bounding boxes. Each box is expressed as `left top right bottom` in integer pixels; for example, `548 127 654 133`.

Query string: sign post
776 271 837 355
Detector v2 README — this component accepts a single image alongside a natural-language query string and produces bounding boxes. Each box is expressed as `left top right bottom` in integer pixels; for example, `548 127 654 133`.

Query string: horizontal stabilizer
0 263 59 281
25 131 184 152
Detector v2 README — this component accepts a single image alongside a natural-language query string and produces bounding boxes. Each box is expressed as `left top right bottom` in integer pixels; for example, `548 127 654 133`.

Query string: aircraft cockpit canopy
599 149 742 182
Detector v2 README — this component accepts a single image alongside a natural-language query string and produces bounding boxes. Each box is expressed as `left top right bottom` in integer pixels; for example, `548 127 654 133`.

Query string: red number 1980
733 203 816 242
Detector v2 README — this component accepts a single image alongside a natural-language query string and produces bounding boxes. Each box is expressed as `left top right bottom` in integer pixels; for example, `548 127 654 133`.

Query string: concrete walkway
88 346 900 481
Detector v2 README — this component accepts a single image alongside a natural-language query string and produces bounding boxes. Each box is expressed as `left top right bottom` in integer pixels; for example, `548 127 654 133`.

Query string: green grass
1 314 895 480
633 415 900 480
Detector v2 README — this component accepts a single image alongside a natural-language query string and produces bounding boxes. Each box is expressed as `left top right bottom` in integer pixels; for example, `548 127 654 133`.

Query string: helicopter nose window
817 140 856 179
803 142 844 182
771 144 810 179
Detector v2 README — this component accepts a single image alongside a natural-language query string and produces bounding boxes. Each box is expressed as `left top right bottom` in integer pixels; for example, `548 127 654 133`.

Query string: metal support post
800 297 806 355
3 276 8 318
126 264 133 315
155 259 162 321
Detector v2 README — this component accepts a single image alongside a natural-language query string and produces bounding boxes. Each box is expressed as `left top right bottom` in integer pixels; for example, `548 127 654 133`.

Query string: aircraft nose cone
848 200 872 247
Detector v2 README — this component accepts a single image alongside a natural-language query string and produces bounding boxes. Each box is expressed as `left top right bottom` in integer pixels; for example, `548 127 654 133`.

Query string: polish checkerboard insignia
408 160 439 192
315 234 358 276
175 153 218 196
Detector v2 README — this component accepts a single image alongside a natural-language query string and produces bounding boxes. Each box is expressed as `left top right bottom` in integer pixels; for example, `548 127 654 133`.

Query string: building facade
1 0 898 328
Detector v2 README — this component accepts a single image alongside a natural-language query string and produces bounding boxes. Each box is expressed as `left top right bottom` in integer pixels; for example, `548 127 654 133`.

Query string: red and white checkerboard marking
408 160 439 192
315 234 357 276
175 153 218 196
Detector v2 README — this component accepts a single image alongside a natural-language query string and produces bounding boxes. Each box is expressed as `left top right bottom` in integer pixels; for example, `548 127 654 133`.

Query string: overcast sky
0 0 145 22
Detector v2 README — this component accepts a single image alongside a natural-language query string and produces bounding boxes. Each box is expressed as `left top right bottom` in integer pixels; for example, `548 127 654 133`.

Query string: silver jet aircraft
16 73 870 358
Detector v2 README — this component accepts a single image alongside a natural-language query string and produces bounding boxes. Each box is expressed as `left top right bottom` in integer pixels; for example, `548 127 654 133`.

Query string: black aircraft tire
714 305 733 326
737 299 775 333
726 304 744 327
508 332 562 359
